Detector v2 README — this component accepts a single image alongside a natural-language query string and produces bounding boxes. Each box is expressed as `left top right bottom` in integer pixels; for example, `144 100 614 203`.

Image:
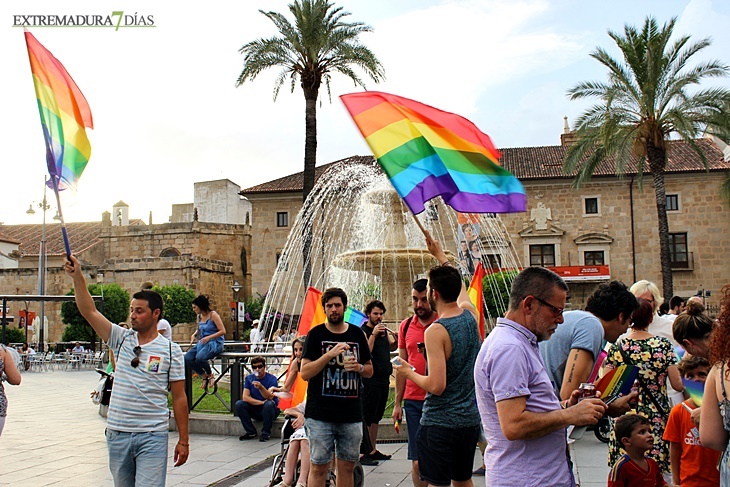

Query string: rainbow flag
344 307 368 327
277 286 325 409
468 262 486 339
682 378 704 407
596 364 639 404
24 31 93 191
340 91 526 215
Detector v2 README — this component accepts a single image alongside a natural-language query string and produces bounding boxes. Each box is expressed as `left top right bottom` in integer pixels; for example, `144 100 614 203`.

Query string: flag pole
49 177 72 259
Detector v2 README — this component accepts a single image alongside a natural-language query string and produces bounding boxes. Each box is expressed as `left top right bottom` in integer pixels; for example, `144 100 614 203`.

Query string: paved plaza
2 370 610 486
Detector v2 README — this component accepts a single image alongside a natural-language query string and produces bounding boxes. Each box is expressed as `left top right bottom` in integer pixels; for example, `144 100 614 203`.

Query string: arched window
160 247 181 257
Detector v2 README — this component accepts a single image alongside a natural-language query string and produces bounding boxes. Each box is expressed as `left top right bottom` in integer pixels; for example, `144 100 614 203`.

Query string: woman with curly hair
700 284 730 486
605 298 684 478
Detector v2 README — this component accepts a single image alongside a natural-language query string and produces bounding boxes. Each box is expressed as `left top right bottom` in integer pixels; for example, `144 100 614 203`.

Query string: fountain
259 157 523 337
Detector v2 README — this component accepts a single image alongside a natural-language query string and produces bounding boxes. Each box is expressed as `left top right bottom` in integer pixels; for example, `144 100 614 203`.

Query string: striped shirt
106 324 185 432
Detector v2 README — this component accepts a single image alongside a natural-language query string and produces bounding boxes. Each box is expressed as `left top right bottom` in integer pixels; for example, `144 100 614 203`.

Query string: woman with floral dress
606 298 683 476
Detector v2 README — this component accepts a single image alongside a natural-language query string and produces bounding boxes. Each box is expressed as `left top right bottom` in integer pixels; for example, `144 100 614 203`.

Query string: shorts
362 382 389 425
305 418 362 465
404 400 424 461
417 424 480 486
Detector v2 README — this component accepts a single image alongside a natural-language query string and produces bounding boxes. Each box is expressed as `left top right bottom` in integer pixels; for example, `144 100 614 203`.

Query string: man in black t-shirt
301 288 373 487
360 300 397 464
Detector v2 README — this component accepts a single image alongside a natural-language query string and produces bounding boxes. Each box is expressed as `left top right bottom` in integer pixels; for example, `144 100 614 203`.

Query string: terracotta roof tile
0 221 102 257
241 139 728 194
0 231 20 245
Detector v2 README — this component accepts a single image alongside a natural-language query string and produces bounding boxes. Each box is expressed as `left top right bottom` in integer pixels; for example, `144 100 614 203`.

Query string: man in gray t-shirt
539 281 638 404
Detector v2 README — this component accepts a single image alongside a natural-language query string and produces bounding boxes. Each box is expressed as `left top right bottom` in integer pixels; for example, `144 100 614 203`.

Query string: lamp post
26 177 52 351
231 281 242 341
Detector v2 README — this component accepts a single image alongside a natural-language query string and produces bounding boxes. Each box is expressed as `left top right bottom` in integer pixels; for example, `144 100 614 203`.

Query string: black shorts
417 424 480 486
362 382 389 425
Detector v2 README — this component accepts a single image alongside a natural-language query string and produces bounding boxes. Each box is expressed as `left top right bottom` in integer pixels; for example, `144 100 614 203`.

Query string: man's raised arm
64 255 112 342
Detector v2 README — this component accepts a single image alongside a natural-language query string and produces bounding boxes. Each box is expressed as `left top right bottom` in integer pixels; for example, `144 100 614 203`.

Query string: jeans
305 418 362 464
185 339 223 375
404 399 424 460
106 429 168 487
234 399 280 437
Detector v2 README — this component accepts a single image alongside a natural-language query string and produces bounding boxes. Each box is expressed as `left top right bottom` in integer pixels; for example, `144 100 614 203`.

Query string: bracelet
440 260 450 266
178 441 189 447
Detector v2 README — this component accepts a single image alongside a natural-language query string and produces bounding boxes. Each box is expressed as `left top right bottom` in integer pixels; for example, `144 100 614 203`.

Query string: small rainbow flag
340 92 526 215
344 307 368 327
682 378 704 407
277 286 325 409
468 262 487 339
596 364 639 403
24 31 93 191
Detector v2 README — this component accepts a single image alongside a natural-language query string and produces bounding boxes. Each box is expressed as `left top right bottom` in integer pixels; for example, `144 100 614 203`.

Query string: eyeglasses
131 346 142 368
252 364 265 370
533 296 565 316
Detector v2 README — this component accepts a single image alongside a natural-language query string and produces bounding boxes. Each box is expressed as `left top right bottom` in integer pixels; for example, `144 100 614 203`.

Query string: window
529 244 555 267
483 254 502 270
276 212 288 227
584 251 604 266
669 233 688 268
584 198 599 215
160 247 181 257
666 194 679 212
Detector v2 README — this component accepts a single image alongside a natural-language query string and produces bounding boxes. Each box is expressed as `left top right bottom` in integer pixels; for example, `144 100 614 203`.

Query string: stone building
0 179 252 343
241 136 730 313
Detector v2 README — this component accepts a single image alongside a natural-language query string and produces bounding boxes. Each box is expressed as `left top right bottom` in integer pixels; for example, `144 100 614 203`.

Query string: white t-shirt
157 319 172 341
250 327 262 352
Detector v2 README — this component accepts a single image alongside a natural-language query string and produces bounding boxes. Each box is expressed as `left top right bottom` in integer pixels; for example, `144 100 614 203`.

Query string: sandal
200 375 211 390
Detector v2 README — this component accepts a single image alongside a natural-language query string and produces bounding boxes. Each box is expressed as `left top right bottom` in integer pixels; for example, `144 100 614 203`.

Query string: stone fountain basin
333 249 453 275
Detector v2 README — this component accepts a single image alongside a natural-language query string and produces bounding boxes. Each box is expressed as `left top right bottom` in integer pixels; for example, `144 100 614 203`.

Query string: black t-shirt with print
303 323 371 423
361 323 392 385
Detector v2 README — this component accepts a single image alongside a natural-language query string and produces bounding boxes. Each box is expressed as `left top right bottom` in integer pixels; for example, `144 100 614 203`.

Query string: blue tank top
421 310 481 428
199 316 223 345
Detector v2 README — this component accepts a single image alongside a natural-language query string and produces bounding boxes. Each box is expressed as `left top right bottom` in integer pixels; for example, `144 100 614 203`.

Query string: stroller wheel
353 462 364 487
594 417 611 444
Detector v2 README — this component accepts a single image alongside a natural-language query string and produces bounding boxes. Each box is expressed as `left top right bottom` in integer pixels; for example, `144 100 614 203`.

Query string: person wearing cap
250 320 263 353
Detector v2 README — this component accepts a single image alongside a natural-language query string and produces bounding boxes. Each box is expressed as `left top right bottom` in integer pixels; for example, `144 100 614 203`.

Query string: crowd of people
2 232 724 487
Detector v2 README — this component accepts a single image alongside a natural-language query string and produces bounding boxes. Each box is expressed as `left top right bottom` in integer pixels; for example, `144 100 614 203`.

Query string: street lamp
26 177 52 351
231 281 243 341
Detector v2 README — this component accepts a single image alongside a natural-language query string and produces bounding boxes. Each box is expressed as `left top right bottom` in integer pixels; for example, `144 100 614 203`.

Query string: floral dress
606 335 677 474
0 346 7 418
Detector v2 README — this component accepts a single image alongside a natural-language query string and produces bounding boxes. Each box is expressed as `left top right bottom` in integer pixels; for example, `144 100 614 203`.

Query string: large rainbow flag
24 31 93 191
468 262 487 339
340 91 526 215
277 287 326 409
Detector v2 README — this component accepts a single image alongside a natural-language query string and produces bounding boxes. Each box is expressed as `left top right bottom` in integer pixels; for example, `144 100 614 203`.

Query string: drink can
578 382 596 401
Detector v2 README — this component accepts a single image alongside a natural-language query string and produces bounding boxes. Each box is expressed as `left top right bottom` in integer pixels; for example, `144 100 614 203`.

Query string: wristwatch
359 364 365 374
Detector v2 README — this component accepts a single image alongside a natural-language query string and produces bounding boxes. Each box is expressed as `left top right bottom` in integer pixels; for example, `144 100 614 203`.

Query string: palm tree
564 16 730 301
236 0 384 204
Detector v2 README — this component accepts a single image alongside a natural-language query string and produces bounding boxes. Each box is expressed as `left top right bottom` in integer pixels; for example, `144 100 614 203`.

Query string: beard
328 313 344 325
414 306 431 318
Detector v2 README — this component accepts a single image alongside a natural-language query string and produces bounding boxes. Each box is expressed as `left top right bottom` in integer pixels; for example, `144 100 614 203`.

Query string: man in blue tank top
394 233 482 487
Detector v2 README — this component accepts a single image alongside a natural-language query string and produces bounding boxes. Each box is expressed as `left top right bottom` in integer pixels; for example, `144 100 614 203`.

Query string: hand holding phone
391 356 415 370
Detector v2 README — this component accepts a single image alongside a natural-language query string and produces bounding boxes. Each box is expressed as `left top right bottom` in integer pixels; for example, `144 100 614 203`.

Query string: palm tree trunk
647 143 673 302
301 92 318 287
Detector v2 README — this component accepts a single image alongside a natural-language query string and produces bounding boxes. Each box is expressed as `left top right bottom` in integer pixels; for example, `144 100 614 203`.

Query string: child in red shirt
609 414 675 487
662 355 721 487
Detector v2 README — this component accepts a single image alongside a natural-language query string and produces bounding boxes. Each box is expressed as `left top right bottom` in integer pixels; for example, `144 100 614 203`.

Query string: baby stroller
269 416 364 487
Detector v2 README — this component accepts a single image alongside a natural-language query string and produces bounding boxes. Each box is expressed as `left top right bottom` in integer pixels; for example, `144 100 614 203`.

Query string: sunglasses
131 346 142 368
533 296 565 316
252 364 265 370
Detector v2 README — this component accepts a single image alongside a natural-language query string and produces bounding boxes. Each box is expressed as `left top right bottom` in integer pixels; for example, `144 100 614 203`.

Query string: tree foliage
61 284 130 342
482 270 518 322
564 16 730 300
151 284 196 325
2 327 25 345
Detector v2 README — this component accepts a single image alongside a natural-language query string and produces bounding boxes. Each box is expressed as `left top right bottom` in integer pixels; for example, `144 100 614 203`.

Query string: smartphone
391 356 415 370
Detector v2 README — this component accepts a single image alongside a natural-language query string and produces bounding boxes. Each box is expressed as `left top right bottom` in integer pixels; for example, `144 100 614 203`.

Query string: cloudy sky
1 0 728 225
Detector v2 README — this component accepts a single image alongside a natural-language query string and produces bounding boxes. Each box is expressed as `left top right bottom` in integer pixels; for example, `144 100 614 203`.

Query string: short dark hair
585 281 638 322
321 287 347 308
132 290 163 321
192 294 211 313
677 355 710 376
427 265 463 303
669 296 685 310
673 300 714 343
508 267 568 312
630 299 654 330
365 300 386 315
615 414 650 444
413 279 428 293
251 356 266 367
658 302 670 316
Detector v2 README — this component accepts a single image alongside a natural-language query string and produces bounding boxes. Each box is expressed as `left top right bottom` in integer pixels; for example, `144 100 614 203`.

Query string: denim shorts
304 418 362 465
106 429 169 487
417 424 480 486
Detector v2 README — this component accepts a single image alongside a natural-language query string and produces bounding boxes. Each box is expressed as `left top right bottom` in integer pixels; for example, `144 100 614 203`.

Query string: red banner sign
549 265 610 281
